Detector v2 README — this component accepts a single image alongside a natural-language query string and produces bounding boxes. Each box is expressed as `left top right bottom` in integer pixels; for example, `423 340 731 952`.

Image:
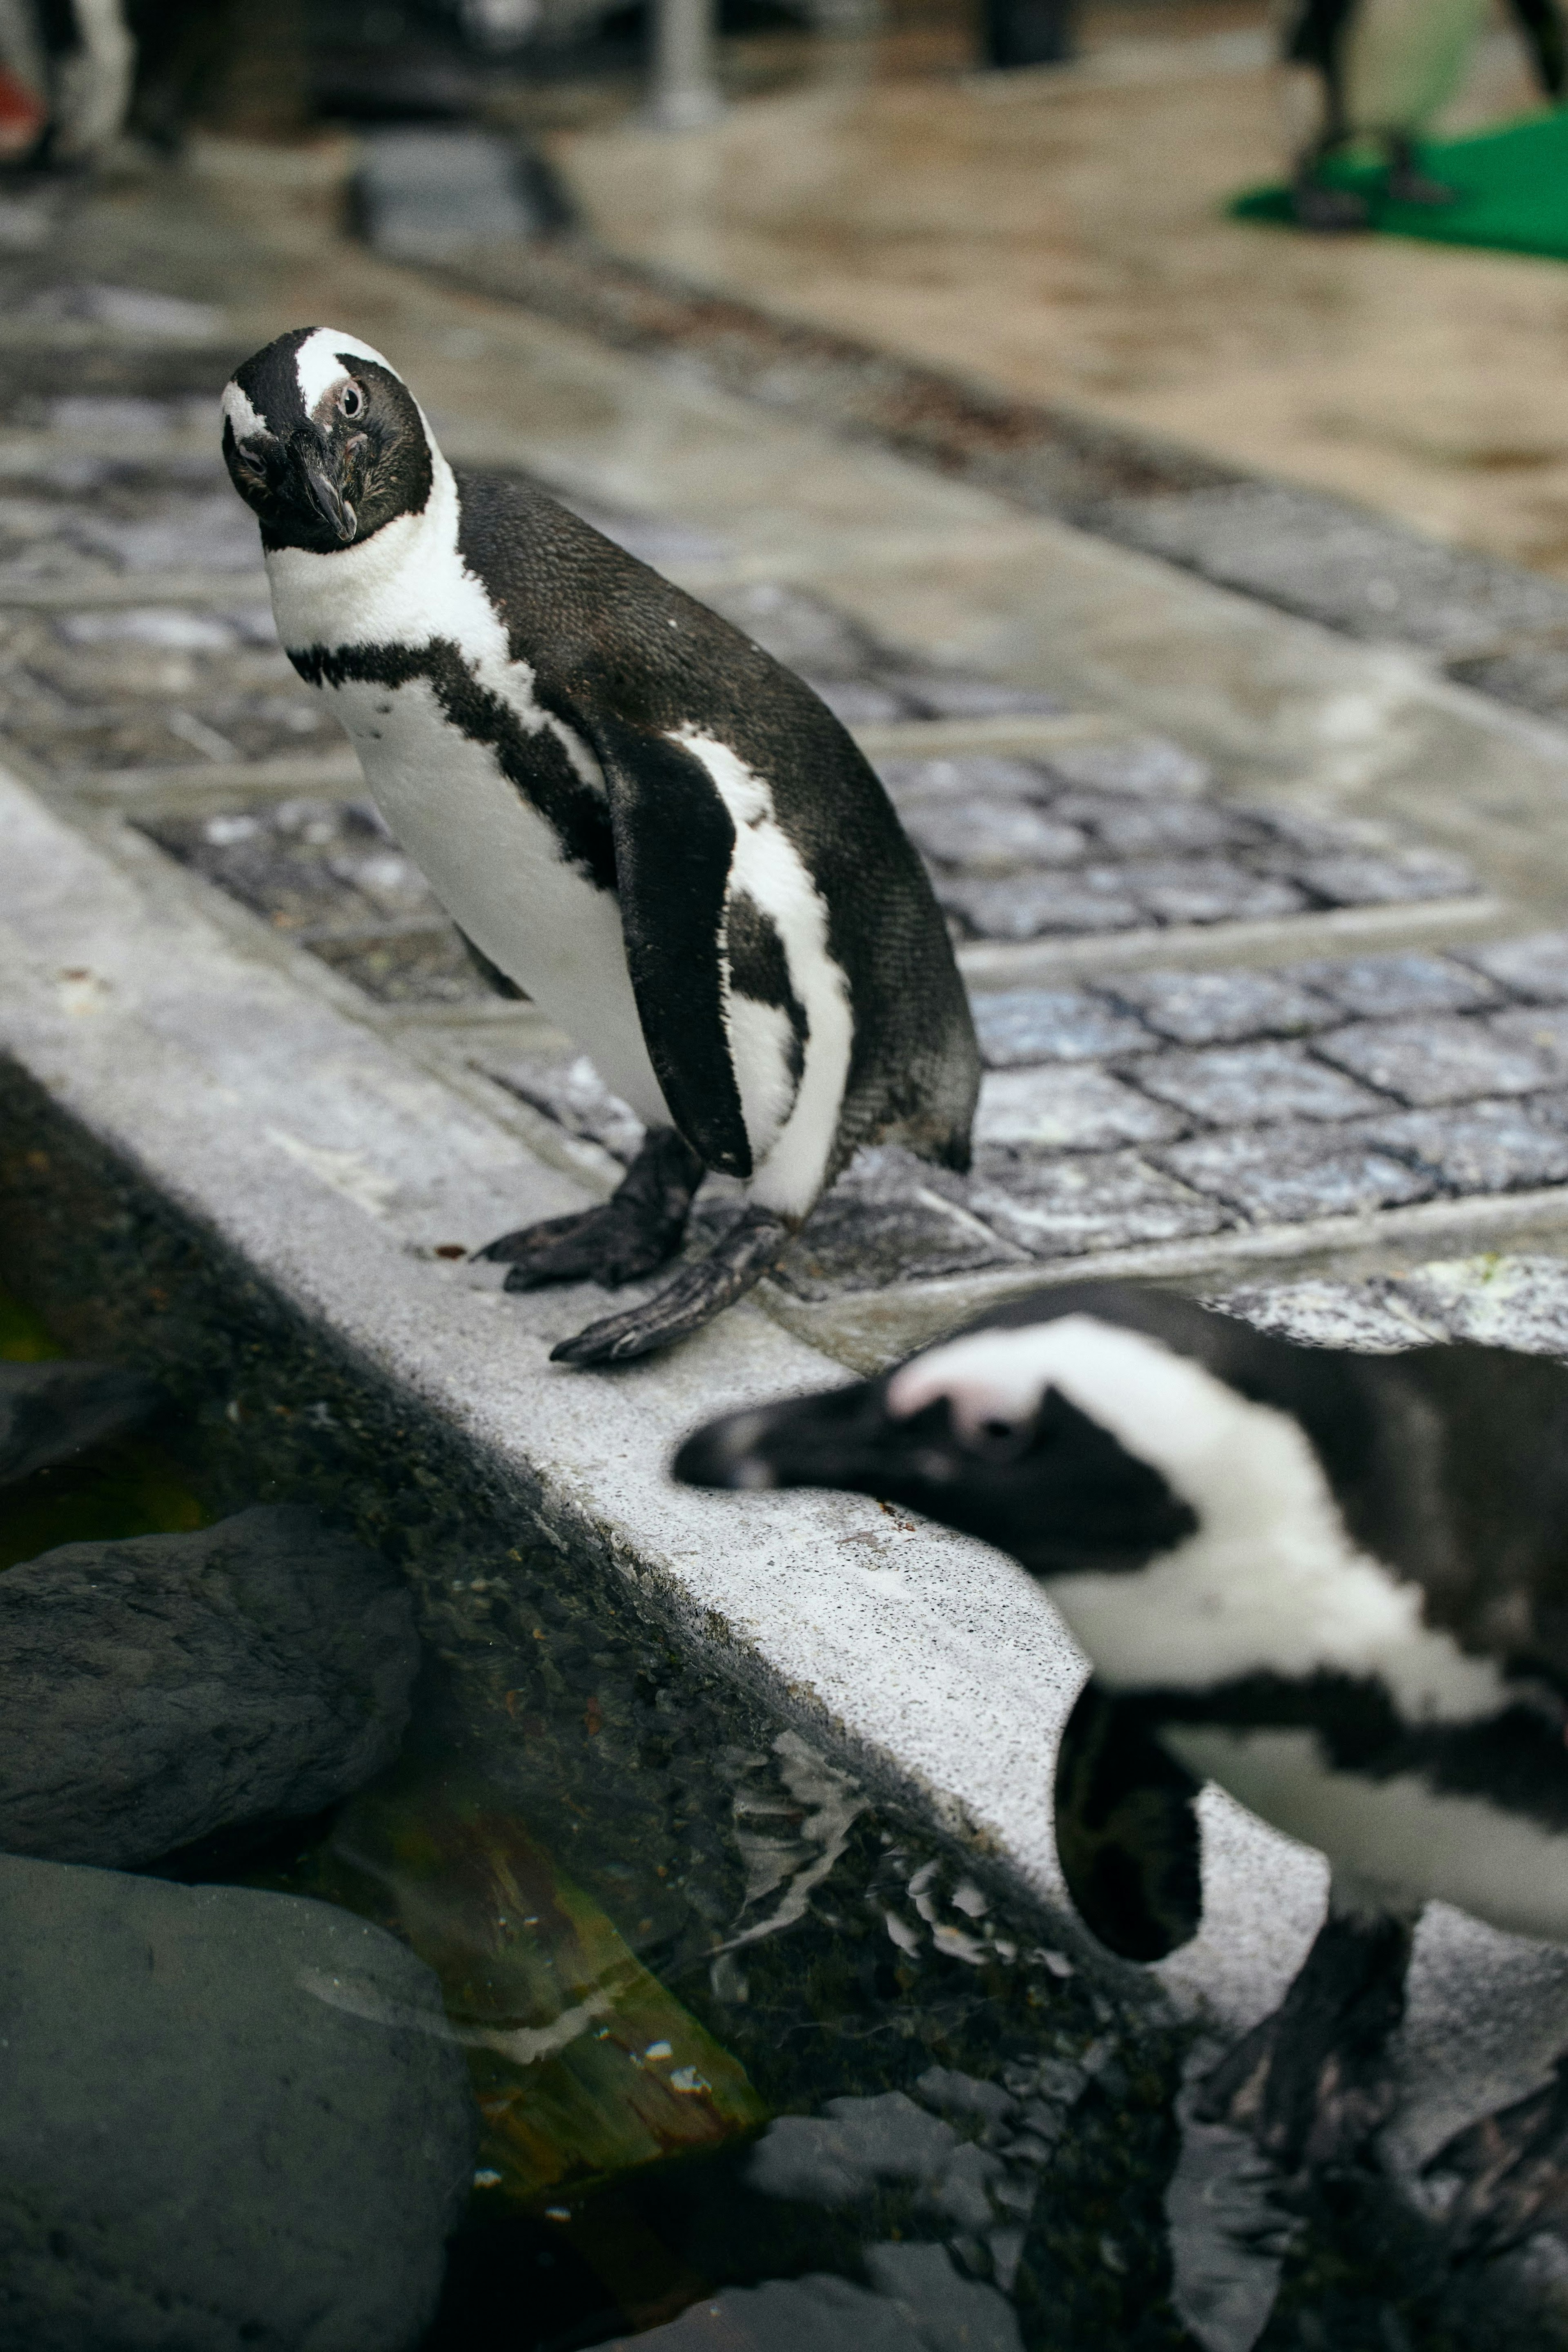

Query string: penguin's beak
290 428 357 544
673 1378 929 1497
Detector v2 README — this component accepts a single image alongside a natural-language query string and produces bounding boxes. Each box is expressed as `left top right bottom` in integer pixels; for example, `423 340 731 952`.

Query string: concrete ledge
5 765 1568 2192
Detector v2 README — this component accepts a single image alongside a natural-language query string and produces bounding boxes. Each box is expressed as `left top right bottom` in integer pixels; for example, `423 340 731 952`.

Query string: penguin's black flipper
588 719 755 1184
1510 0 1567 97
1053 1679 1203 1963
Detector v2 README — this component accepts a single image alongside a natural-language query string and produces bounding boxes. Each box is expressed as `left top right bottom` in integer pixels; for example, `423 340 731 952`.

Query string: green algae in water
0 1275 208 1568
261 1754 767 2207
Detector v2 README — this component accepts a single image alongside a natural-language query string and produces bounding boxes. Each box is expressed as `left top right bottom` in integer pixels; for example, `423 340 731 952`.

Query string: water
3 1075 1566 2350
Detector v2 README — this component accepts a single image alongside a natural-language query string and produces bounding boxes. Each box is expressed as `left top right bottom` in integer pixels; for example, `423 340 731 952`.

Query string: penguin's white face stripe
891 1317 1510 1724
1163 1724 1568 1946
292 327 396 419
676 731 853 1218
221 381 267 445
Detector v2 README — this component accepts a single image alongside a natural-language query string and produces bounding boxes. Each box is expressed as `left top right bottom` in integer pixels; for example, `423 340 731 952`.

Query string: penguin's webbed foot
1290 173 1370 233
1192 1904 1413 2173
551 1205 791 1367
476 1126 705 1293
1426 2055 1568 2258
1386 137 1455 207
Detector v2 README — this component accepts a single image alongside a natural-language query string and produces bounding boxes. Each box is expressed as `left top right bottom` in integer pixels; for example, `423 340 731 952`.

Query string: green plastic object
1232 108 1568 259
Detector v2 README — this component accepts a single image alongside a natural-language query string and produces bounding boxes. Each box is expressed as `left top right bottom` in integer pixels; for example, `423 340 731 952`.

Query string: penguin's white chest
1342 0 1488 133
322 671 669 1128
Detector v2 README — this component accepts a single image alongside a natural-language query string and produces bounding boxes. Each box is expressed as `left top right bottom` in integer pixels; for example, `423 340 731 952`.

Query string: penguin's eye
340 382 365 419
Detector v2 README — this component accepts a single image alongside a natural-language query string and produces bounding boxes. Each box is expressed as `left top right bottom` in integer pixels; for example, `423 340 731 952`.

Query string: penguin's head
672 1309 1236 1580
221 327 435 555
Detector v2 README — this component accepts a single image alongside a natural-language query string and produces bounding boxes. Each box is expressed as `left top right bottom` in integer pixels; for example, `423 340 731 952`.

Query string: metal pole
646 0 724 132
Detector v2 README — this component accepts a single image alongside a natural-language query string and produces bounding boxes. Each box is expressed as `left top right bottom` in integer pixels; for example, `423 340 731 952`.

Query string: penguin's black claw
1290 175 1370 233
1427 2056 1568 2258
1192 1906 1412 2173
478 1126 706 1293
551 1205 791 1368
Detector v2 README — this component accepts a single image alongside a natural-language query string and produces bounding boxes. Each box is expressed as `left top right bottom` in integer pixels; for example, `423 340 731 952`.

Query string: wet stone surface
468 936 1568 1287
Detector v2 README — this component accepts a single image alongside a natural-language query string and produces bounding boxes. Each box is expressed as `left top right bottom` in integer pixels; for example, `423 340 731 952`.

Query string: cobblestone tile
803 676 909 726
1462 932 1568 1004
1051 793 1252 857
938 869 1141 939
308 930 493 1005
975 1066 1185 1152
1130 1040 1381 1126
1490 1005 1568 1077
875 754 1054 808
482 1049 646 1164
968 1150 1229 1259
1155 1123 1436 1223
1101 967 1336 1045
1360 1101 1568 1196
902 801 1088 875
1037 738 1211 799
765 1149 1027 1299
139 800 443 932
1294 952 1500 1020
1117 858 1307 927
875 671 1065 720
972 988 1152 1068
1317 1014 1554 1105
704 580 882 678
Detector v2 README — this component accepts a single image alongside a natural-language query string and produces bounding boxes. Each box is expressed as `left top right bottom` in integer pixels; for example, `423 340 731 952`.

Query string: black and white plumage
220 327 978 1365
675 1282 1568 2245
1283 0 1566 229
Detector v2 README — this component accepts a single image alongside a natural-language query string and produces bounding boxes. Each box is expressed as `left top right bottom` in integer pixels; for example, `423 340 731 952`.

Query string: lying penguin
1283 0 1566 230
675 1280 1568 2247
220 329 978 1367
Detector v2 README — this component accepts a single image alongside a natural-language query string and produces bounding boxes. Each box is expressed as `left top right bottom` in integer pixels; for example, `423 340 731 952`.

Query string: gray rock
864 2242 1024 2352
1210 1278 1433 1353
768 1150 1025 1300
1132 1040 1380 1128
878 672 1065 721
1317 1014 1552 1106
0 1506 419 1868
1490 1004 1568 1080
0 1359 162 1487
1295 952 1500 1021
601 2272 927 2351
1156 1122 1435 1224
0 1852 474 2352
972 987 1152 1068
747 2089 958 2206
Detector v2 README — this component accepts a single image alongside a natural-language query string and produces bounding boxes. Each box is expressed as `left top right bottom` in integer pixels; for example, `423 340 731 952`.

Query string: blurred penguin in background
1283 0 1567 229
0 0 133 166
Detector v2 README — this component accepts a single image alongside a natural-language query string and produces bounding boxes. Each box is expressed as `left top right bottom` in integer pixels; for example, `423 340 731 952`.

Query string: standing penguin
1284 0 1566 229
676 1282 1568 2247
220 329 979 1367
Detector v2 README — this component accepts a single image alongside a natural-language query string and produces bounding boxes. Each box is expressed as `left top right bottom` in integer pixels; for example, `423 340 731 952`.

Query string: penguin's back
453 469 980 1189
